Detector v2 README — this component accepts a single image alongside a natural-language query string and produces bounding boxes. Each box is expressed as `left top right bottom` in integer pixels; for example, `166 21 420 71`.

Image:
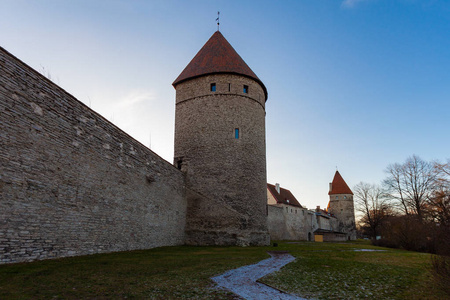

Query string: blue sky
2 0 449 209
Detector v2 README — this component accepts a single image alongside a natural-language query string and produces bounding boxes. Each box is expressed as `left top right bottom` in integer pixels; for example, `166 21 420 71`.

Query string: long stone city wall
267 205 286 240
268 205 313 241
0 47 186 264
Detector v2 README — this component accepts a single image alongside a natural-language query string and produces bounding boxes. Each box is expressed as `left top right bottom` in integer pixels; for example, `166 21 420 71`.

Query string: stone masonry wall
174 74 269 246
328 194 356 240
268 204 312 241
267 205 286 240
0 47 187 264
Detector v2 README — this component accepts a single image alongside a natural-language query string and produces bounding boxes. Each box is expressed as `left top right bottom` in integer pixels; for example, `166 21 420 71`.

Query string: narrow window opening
234 128 239 139
243 85 248 94
228 83 231 91
176 159 183 170
210 83 216 92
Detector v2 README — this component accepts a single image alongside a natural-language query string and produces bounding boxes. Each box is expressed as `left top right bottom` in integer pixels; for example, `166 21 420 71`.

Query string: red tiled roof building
328 170 353 195
267 183 302 208
173 31 267 100
327 171 356 240
173 31 269 246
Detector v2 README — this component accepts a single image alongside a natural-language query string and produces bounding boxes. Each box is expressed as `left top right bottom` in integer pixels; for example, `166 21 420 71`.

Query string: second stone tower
173 31 270 246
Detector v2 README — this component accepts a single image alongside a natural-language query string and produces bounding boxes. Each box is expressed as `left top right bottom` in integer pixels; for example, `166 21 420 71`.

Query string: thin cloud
115 90 156 108
341 0 370 8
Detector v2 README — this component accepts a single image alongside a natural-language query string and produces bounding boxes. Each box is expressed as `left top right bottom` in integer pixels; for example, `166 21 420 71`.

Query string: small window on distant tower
235 128 239 139
228 83 231 91
243 85 248 94
210 83 216 92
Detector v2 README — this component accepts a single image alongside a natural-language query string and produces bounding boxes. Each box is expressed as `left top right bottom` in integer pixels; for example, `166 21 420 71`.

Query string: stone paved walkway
212 251 306 300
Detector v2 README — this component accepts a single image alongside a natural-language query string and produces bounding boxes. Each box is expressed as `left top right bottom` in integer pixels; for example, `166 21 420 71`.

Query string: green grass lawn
260 241 445 299
0 241 445 299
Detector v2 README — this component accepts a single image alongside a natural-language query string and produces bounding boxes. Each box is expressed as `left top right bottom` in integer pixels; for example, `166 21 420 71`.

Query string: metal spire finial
216 11 220 31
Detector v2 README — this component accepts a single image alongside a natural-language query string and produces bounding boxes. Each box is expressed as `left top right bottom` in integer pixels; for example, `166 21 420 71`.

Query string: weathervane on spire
216 11 220 31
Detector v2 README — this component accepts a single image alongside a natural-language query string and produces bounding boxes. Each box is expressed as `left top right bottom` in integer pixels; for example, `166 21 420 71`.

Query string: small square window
210 83 216 92
235 128 239 139
243 85 248 93
336 196 338 199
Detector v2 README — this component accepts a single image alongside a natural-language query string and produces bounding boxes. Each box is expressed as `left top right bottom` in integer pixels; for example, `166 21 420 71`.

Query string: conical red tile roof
173 31 267 100
328 171 353 195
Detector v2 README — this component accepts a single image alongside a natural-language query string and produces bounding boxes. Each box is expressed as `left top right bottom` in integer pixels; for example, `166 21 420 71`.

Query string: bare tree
429 160 450 225
354 182 391 239
434 159 450 182
430 160 450 293
383 155 436 219
383 163 409 215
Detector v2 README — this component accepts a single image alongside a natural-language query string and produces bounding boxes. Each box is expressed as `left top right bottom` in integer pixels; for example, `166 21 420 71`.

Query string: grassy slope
260 241 444 299
0 241 445 299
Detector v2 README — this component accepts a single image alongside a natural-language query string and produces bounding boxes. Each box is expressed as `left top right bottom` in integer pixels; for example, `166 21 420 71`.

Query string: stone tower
327 171 356 240
172 31 270 246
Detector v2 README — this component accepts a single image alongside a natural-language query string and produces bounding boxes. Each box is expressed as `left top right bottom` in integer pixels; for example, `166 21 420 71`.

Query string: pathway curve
212 251 306 300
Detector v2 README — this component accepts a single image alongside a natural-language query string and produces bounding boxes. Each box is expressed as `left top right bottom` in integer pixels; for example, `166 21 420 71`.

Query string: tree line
354 155 449 294
355 155 449 244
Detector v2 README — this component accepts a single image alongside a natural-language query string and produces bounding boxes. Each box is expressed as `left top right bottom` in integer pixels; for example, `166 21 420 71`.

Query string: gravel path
212 251 306 300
